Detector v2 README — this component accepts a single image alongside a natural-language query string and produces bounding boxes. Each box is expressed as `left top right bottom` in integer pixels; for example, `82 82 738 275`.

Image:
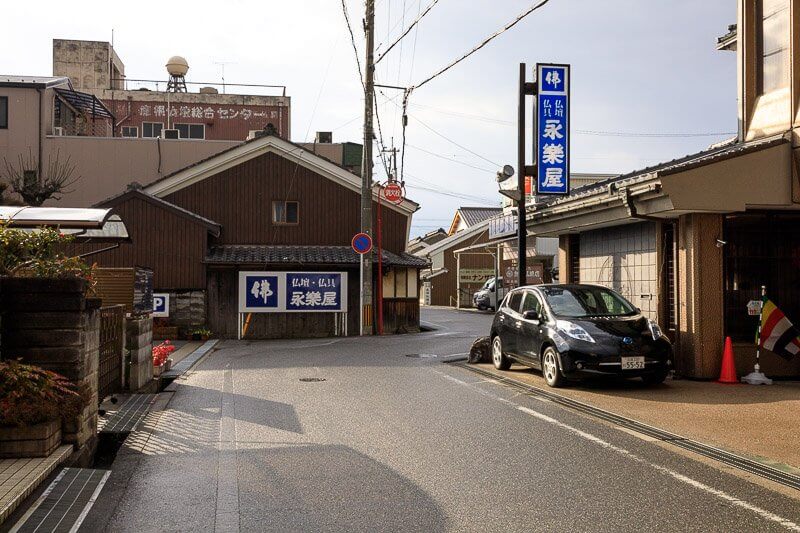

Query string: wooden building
74 134 425 339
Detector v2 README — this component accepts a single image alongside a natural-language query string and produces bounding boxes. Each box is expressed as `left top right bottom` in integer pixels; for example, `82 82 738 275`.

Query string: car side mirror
522 310 541 323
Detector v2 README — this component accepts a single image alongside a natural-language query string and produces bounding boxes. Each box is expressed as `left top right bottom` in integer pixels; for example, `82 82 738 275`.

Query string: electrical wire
408 112 500 167
414 0 551 90
375 0 440 64
341 0 366 91
405 143 495 172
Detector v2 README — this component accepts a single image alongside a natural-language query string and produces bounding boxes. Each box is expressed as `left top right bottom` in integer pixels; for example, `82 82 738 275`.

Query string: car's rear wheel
641 370 668 386
492 336 511 370
542 347 565 388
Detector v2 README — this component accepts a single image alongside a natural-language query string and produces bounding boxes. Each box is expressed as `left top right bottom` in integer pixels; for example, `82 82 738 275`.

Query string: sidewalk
475 363 800 472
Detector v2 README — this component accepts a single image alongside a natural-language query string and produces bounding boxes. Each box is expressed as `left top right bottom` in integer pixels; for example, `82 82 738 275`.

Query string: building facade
53 39 291 141
68 134 424 339
527 0 800 379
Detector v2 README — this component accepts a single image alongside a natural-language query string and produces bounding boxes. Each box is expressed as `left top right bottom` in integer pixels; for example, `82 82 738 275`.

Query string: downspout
37 88 44 178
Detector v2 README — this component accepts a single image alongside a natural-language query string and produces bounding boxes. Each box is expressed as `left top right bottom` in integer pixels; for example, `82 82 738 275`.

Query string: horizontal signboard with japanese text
238 272 348 313
459 268 497 284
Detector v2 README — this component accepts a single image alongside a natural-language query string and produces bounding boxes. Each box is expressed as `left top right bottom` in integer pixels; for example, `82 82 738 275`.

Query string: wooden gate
98 305 125 400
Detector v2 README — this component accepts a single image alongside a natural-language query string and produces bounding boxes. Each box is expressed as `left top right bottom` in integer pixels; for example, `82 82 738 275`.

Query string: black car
490 284 672 387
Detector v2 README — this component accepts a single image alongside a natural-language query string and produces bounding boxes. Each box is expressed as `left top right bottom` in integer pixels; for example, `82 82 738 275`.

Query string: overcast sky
2 0 737 237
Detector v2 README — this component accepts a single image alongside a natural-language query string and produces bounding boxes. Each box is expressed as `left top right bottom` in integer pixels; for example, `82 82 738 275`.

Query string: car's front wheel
542 347 565 388
492 336 511 370
641 370 668 386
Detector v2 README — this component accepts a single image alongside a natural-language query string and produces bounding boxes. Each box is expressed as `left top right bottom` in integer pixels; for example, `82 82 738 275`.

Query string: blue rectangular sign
536 64 570 195
239 271 348 313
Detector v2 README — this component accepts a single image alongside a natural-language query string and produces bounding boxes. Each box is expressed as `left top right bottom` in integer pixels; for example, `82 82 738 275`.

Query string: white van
472 277 506 311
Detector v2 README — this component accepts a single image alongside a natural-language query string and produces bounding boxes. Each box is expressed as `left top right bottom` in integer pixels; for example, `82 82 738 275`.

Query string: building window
272 201 299 225
758 0 790 94
142 122 163 138
121 126 138 138
175 123 205 140
724 213 800 341
0 96 7 129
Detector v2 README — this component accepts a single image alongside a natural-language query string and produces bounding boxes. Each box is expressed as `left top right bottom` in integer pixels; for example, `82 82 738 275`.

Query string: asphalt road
82 308 800 532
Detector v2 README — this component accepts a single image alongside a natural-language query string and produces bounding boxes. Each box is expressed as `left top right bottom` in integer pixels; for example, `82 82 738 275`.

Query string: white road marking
436 370 800 531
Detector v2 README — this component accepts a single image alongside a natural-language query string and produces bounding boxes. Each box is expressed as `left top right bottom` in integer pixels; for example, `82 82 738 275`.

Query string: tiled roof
205 245 429 268
458 207 502 227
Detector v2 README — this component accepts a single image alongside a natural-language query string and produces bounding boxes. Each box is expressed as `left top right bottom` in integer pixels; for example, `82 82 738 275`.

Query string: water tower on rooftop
166 56 189 92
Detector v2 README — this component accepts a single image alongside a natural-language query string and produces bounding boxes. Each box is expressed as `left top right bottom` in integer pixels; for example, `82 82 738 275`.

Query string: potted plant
191 328 212 341
152 340 176 376
0 361 81 458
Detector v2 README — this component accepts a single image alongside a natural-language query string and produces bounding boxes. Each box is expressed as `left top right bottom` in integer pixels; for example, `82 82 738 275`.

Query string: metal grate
453 362 800 491
11 468 109 533
98 394 156 434
97 305 124 401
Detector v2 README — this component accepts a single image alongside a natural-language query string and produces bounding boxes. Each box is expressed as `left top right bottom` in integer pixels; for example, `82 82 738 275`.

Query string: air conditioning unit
161 129 179 140
52 127 64 136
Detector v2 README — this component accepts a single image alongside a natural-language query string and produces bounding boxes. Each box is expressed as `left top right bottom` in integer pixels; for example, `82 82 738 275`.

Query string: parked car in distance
490 284 672 387
473 277 506 311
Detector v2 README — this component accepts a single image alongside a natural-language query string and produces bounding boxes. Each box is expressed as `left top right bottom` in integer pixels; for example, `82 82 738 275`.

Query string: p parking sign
153 293 169 317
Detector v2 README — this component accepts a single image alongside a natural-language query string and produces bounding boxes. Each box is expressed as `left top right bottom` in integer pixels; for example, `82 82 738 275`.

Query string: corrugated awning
54 88 114 120
0 206 113 229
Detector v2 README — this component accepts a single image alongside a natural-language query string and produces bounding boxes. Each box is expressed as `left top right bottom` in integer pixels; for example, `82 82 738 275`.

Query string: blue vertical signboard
536 64 570 195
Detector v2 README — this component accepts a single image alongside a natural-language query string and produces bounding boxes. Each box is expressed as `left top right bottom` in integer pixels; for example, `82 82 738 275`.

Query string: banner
238 271 347 313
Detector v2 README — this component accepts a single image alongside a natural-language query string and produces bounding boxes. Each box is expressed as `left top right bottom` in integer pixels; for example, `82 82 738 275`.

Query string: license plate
621 356 645 370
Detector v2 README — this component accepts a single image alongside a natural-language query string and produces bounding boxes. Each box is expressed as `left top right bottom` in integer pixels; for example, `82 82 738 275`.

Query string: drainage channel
453 362 800 492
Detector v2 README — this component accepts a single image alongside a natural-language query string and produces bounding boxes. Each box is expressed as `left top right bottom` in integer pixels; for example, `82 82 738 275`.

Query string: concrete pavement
80 308 800 532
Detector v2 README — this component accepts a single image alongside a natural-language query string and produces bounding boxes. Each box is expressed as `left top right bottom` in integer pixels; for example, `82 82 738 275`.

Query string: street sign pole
517 63 538 287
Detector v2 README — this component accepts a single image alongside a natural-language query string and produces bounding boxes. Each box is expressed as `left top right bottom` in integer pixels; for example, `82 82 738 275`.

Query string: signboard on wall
238 272 347 313
504 263 545 287
536 63 570 195
459 268 496 284
489 213 517 240
153 293 169 317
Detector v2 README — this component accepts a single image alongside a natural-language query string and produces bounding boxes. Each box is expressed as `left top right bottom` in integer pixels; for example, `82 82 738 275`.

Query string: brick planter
0 419 62 458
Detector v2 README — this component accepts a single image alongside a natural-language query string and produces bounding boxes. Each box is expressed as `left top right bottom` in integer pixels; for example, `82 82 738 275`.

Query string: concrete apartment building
527 0 800 379
0 39 292 208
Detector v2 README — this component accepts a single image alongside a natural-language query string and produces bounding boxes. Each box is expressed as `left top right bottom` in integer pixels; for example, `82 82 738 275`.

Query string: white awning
0 206 113 229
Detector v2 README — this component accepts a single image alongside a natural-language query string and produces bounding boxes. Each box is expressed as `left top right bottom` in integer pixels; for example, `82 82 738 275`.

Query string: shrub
0 223 95 288
0 361 82 427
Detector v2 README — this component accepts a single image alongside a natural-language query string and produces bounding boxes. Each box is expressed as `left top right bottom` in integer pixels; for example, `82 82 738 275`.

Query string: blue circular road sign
352 232 373 255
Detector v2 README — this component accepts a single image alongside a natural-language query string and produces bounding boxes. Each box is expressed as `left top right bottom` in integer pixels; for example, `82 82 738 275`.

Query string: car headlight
648 319 664 340
551 331 570 352
556 320 595 343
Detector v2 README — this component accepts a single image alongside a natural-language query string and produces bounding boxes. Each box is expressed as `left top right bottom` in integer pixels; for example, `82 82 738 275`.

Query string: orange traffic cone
717 336 739 384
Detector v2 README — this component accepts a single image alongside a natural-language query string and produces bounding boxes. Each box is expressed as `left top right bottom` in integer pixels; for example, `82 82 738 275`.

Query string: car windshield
540 286 637 318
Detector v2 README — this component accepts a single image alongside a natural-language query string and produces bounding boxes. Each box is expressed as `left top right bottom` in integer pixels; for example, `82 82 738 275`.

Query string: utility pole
517 63 528 288
360 0 376 335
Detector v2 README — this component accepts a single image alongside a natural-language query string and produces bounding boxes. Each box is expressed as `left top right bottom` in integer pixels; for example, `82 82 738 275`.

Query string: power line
408 102 737 137
375 0 441 64
414 0 551 90
405 143 495 172
341 0 366 91
409 112 501 167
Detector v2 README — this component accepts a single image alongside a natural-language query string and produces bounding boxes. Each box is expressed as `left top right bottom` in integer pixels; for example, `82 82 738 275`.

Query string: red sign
382 182 404 204
351 232 373 255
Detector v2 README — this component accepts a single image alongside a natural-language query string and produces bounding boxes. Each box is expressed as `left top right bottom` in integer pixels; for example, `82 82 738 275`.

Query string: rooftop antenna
213 60 237 94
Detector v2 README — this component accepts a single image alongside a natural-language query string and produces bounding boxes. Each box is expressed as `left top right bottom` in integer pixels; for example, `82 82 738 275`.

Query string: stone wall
0 278 99 463
126 315 153 392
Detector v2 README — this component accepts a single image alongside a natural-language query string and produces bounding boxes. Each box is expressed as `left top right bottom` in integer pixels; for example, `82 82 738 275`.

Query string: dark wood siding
428 229 495 307
163 151 409 253
65 196 208 290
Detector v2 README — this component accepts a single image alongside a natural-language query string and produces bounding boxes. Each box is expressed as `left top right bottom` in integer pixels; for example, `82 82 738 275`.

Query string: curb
453 362 800 492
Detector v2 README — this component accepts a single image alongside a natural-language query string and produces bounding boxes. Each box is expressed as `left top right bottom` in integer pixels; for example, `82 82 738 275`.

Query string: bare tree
2 149 79 206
